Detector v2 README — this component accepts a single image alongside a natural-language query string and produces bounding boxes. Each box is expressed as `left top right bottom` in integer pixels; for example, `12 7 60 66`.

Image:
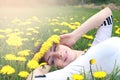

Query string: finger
60 35 66 39
60 34 69 38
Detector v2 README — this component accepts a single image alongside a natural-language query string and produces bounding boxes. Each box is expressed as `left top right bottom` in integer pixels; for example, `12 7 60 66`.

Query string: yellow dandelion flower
68 25 76 30
114 25 119 28
6 35 23 47
60 30 68 34
115 28 120 35
18 71 29 78
90 58 96 65
93 71 107 79
60 22 69 26
53 29 59 32
4 54 16 61
33 52 43 61
27 60 39 69
82 34 94 40
17 49 31 57
6 33 19 37
84 49 87 52
88 43 92 47
22 38 29 41
71 74 84 80
0 65 15 75
74 22 81 26
16 57 26 61
39 62 47 68
69 22 80 30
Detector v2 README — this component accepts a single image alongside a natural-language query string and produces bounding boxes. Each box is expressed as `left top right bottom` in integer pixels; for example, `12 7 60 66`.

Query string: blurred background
0 0 120 8
0 0 120 16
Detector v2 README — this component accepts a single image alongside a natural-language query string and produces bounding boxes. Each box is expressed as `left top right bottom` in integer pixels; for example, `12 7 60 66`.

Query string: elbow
104 7 112 16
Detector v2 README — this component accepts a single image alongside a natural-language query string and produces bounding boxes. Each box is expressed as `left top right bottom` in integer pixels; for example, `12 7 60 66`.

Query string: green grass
0 6 120 80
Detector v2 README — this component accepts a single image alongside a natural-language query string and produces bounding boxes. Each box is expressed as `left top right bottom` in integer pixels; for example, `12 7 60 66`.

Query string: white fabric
34 16 120 80
92 15 113 46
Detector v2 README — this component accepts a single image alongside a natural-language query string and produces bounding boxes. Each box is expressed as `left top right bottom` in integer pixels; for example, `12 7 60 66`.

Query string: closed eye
53 45 57 52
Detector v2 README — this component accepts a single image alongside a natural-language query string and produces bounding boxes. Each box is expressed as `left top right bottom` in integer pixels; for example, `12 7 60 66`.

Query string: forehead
43 46 53 62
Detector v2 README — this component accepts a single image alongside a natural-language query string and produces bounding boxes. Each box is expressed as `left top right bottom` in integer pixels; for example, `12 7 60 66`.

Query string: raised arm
60 7 112 47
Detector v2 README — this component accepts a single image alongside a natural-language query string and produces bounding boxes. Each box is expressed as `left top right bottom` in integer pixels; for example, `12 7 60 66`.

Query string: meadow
0 6 120 80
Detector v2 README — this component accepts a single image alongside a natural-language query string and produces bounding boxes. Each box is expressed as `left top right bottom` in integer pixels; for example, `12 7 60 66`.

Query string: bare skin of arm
60 7 112 47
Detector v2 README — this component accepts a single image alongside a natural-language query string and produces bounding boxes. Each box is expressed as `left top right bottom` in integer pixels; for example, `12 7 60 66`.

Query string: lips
64 51 68 62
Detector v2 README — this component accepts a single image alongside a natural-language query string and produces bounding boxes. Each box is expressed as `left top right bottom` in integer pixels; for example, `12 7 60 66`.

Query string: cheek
66 54 75 65
54 59 69 68
54 60 64 68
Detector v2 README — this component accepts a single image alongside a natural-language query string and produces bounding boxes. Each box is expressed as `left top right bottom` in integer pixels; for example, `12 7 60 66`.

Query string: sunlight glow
0 0 37 7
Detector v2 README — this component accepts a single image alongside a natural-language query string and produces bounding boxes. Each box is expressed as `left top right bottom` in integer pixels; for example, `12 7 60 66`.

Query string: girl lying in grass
26 7 120 80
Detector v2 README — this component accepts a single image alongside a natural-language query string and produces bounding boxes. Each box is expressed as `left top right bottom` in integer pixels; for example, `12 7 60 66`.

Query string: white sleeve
34 69 70 80
34 65 83 80
34 59 84 80
92 15 113 46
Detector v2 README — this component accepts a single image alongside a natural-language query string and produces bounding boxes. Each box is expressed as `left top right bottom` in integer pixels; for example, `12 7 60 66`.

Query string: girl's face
44 44 77 68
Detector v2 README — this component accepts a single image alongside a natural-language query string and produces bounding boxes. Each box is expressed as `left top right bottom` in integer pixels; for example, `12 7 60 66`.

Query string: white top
34 16 120 80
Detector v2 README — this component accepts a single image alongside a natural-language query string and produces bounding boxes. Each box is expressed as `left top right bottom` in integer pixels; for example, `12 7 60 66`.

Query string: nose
53 52 62 59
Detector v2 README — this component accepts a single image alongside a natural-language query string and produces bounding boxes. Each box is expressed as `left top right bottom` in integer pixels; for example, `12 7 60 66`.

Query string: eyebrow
50 46 53 52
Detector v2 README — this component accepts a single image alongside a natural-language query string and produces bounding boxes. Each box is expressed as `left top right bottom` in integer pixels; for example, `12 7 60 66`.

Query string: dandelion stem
31 71 33 80
90 65 94 80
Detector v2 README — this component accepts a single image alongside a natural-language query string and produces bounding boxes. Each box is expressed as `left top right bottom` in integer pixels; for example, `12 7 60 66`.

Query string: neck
73 50 84 58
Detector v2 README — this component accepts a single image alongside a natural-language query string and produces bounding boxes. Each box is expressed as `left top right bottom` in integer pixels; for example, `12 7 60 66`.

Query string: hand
33 65 51 77
60 33 77 47
26 65 51 80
